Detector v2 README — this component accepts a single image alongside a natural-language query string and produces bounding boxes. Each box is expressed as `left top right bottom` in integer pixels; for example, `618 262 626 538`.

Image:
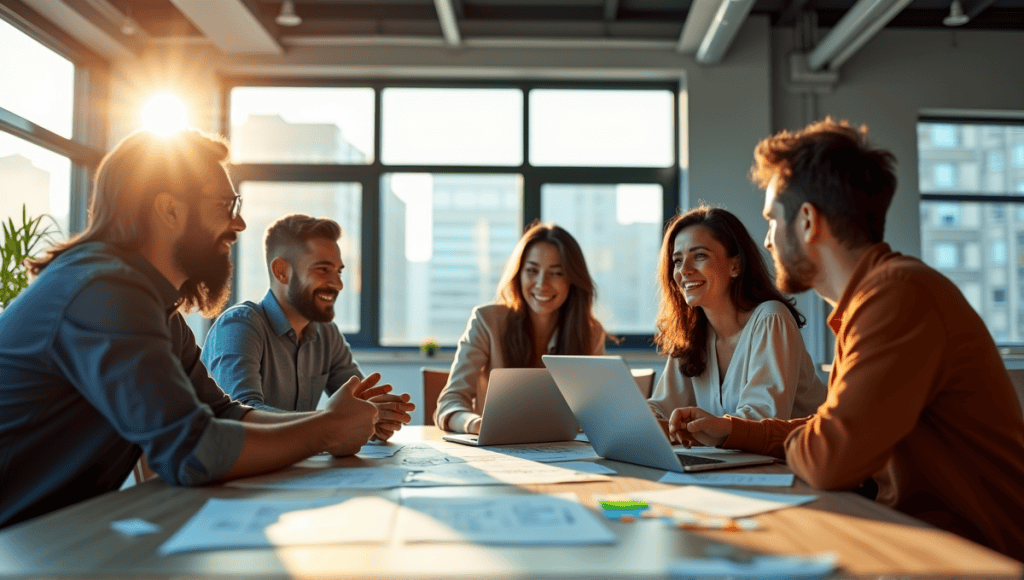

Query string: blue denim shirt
202 290 363 413
0 242 249 529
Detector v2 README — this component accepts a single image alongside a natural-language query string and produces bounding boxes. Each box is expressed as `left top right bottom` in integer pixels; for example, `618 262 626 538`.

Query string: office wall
772 28 1024 258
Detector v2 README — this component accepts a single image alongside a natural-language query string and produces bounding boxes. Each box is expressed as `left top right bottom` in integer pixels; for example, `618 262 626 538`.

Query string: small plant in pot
420 338 440 357
0 205 60 310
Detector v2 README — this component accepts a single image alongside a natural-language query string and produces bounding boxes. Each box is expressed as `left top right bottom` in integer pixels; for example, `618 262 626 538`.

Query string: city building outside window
919 118 1024 345
227 84 678 348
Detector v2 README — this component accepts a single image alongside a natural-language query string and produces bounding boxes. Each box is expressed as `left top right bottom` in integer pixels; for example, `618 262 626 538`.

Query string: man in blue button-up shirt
0 130 383 529
203 214 414 440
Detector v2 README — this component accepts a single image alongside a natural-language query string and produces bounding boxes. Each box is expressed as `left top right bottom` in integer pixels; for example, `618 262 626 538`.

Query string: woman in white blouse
434 222 607 434
649 206 825 438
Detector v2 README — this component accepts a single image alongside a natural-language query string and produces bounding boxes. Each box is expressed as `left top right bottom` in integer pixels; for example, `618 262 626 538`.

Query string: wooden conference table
0 426 1020 579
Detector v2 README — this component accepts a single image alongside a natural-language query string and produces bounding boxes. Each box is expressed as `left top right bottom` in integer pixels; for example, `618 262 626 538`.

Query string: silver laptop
442 368 580 446
542 355 776 473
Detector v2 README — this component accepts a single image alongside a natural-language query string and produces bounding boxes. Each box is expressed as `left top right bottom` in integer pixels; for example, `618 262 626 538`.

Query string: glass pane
380 173 523 346
918 122 1024 195
919 200 1024 344
0 132 71 237
0 19 74 138
235 182 362 334
381 88 523 166
530 90 673 168
541 183 663 334
229 87 375 164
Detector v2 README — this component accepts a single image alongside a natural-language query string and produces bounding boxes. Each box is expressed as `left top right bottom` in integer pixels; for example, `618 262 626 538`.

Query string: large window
227 82 679 348
0 16 87 237
919 118 1024 344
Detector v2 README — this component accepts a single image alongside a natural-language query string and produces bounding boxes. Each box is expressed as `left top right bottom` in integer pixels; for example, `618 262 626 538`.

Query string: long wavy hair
27 129 230 315
495 221 604 367
654 206 805 377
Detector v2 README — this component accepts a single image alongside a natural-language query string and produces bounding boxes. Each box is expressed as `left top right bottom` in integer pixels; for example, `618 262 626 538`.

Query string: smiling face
672 225 739 313
285 237 345 323
519 241 571 322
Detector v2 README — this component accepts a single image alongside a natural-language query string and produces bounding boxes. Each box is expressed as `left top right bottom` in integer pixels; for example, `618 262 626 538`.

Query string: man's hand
322 375 380 456
367 392 415 441
668 406 731 448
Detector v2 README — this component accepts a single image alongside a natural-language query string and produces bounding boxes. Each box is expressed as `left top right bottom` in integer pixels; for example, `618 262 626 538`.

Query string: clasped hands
323 372 415 456
667 406 733 448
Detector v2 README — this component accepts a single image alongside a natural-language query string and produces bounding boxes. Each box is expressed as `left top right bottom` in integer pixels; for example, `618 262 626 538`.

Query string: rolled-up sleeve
52 279 245 486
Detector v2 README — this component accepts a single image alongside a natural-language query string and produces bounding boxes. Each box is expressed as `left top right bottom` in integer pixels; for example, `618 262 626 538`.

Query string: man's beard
773 226 817 295
174 212 234 318
286 271 337 323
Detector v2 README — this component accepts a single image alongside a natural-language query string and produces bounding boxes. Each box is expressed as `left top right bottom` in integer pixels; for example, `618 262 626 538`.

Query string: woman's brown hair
494 221 605 367
654 206 805 377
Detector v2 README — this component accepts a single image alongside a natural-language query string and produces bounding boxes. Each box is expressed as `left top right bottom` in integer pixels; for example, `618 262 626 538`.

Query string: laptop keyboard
675 453 725 466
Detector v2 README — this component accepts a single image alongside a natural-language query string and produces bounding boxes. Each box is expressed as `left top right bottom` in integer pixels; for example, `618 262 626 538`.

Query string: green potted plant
420 337 440 358
0 205 60 310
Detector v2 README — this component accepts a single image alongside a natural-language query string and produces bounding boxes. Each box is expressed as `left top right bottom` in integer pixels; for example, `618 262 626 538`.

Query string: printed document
225 466 410 490
158 496 397 555
634 486 817 518
396 493 616 545
658 473 794 487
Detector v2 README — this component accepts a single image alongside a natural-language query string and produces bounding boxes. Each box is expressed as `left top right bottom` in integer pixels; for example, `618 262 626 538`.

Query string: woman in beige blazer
434 222 607 433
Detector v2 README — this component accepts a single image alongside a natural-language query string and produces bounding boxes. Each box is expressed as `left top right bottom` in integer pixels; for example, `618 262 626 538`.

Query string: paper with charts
396 493 616 545
158 496 397 555
633 486 817 518
225 466 410 490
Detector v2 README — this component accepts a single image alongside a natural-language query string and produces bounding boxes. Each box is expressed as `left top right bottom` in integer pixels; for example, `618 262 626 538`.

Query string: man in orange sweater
669 118 1024 562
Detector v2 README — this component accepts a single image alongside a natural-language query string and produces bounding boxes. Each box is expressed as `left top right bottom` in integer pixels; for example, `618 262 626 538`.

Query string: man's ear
799 202 821 244
152 192 187 233
270 257 291 285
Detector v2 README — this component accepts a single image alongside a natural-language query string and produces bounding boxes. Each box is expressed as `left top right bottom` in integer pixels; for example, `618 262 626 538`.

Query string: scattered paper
634 486 817 518
396 493 616 545
658 472 794 487
548 461 616 475
484 441 601 463
668 553 837 579
110 518 161 536
158 496 397 555
404 460 611 487
225 466 410 490
357 442 405 458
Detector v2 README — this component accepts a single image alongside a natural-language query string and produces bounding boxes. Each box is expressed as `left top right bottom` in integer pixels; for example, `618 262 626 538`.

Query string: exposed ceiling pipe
676 0 721 54
433 0 462 46
806 0 896 70
695 0 755 64
827 0 914 69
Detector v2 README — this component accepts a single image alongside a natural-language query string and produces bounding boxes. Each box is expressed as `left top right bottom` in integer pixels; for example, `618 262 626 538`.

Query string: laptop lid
445 368 580 446
542 355 775 473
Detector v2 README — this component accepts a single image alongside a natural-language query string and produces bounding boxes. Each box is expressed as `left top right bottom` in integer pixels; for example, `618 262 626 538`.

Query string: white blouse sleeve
647 356 696 421
730 306 809 420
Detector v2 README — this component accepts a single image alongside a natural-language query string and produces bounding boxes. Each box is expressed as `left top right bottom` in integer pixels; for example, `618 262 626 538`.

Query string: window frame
0 2 107 235
222 78 680 349
919 114 1024 347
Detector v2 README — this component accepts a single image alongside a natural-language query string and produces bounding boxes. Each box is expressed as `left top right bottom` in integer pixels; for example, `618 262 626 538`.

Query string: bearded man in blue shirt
0 129 389 529
202 214 414 441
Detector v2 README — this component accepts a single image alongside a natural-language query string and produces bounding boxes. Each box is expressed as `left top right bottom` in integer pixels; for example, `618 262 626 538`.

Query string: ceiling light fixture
276 0 302 27
943 0 970 26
